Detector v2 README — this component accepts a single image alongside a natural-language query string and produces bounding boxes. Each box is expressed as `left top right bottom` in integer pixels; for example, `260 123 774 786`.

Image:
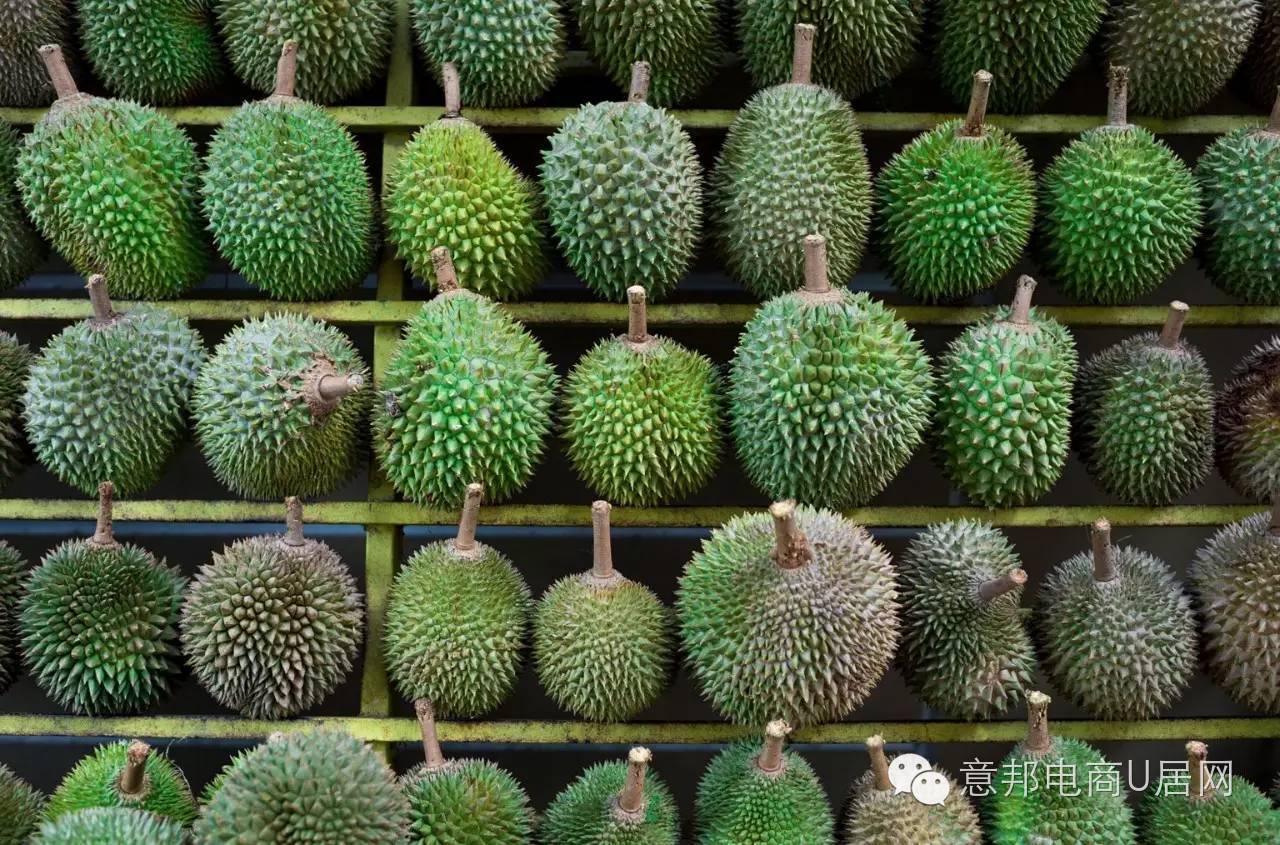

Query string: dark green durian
77 0 223 103
0 0 71 106
45 740 195 825
1216 337 1280 500
0 764 42 845
0 332 31 491
0 543 25 695
1141 741 1280 844
36 807 185 844
0 120 44 293
540 748 679 845
1247 0 1280 106
842 736 981 844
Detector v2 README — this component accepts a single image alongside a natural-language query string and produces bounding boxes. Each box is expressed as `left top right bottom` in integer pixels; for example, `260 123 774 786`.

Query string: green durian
216 0 394 104
1216 337 1280 499
933 277 1077 507
1040 67 1202 304
562 287 721 506
1076 303 1215 503
384 484 532 716
0 0 70 106
35 807 185 844
1036 520 1197 720
0 332 31 491
541 63 702 302
194 729 409 844
45 740 195 825
986 692 1137 844
23 276 205 497
203 42 377 301
677 501 899 726
412 0 563 108
1142 741 1280 844
710 25 872 300
0 543 23 695
16 46 208 299
383 66 546 300
897 521 1035 720
878 73 1036 302
1247 0 1279 106
77 0 223 103
695 721 835 845
18 483 185 714
0 764 43 845
0 120 44 293
540 748 679 845
1105 0 1260 117
192 312 370 500
374 250 557 507
181 498 363 719
728 235 934 507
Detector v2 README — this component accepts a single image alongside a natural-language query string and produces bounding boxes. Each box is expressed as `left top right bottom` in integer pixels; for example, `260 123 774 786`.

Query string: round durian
728 236 934 507
540 747 679 845
45 740 195 825
1141 741 1280 844
1040 67 1202 304
0 543 23 695
0 120 44 293
203 42 377 302
23 276 205 497
897 521 1036 720
711 25 872 300
0 764 43 845
0 0 70 106
36 807 185 844
1216 336 1280 499
193 313 370 500
541 63 702 302
1247 2 1279 105
677 501 900 726
0 332 31 491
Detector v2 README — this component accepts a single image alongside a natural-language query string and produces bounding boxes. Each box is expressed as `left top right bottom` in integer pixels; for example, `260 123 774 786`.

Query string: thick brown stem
1107 65 1130 127
978 568 1027 603
431 247 460 293
791 24 816 85
415 699 448 771
1009 275 1036 325
1186 741 1214 800
38 44 78 99
626 286 649 344
592 500 613 580
119 741 149 797
1092 519 1117 582
1269 87 1280 134
282 497 305 547
617 747 651 814
86 275 116 323
1158 302 1190 350
273 41 298 98
756 720 791 774
769 501 813 569
316 373 365 401
960 70 994 137
802 234 829 294
1025 691 1053 755
442 62 462 117
629 62 650 104
455 483 483 551
90 481 116 546
866 735 892 792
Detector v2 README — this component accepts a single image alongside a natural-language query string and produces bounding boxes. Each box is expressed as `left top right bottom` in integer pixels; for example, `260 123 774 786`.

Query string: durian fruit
192 312 370 500
216 0 394 104
1247 2 1279 105
401 700 535 844
540 62 702 302
694 721 835 845
16 46 209 299
1076 303 1215 503
45 740 196 825
22 276 205 497
0 0 70 106
1036 520 1197 720
194 729 410 844
935 0 1106 114
1216 337 1280 499
1040 66 1202 304
710 25 873 300
18 483 185 714
383 63 546 300
1105 0 1260 117
562 287 722 506
0 332 31 490
181 498 363 719
374 249 557 506
0 120 45 293
986 691 1137 844
728 235 933 507
384 483 532 716
77 0 223 104
534 501 673 722
896 521 1035 720
203 42 377 302
878 71 1037 303
412 0 564 108
933 276 1077 507
677 500 899 726
0 764 43 845
540 747 679 845
0 543 23 695
36 807 186 845
1142 740 1280 844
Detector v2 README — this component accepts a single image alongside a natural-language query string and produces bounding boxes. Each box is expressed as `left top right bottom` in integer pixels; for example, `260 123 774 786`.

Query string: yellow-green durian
842 736 981 844
44 740 195 825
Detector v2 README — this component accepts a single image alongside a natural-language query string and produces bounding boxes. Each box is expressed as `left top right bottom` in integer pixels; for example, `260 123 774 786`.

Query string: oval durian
0 120 44 293
77 0 223 103
540 747 679 845
0 0 70 106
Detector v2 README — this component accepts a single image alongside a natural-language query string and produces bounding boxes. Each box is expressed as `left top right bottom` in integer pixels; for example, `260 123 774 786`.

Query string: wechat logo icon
888 752 952 806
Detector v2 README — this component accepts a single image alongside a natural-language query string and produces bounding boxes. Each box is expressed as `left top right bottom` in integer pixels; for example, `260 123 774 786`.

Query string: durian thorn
272 40 298 99
1186 741 1214 801
790 24 817 85
769 500 813 569
591 500 614 580
626 286 649 345
628 62 651 104
959 70 993 138
441 62 462 117
431 247 460 293
89 481 117 547
85 275 118 324
1107 65 1130 127
316 372 364 401
1158 302 1190 349
617 747 651 814
282 496 305 546
865 735 892 792
414 699 448 771
1091 519 1117 582
977 568 1027 603
454 482 483 552
1008 275 1036 326
802 234 830 294
756 720 791 774
1268 86 1280 134
1024 691 1053 756
37 44 78 99
118 740 150 798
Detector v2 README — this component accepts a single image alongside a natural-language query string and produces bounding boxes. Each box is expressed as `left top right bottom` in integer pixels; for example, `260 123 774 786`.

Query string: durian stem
442 62 462 117
978 568 1027 602
626 286 649 344
1107 65 1130 127
316 373 365 401
960 70 994 137
756 720 791 774
617 747 651 814
90 481 115 546
769 500 813 569
1186 741 1214 800
282 497 305 546
431 247 459 293
38 44 78 99
1091 519 1117 582
1009 275 1036 325
628 62 650 104
273 41 298 98
454 483 483 551
85 275 116 323
415 699 448 772
802 234 830 294
1025 691 1053 756
592 500 614 580
119 741 149 797
866 735 892 792
790 24 817 85
1158 302 1190 349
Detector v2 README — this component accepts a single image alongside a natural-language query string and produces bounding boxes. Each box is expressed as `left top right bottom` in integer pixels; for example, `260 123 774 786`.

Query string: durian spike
85 274 117 323
1186 740 1214 800
1157 302 1190 350
414 699 448 772
628 62 651 104
119 740 150 798
89 481 117 547
1009 275 1037 325
769 500 813 569
791 23 817 85
1269 86 1280 135
272 41 298 99
960 70 994 138
626 286 649 344
315 372 365 401
37 44 78 99
282 496 305 547
454 483 483 552
866 735 892 792
442 62 462 118
802 234 830 294
591 500 614 580
1024 690 1053 755
978 568 1027 602
1091 519 1117 582
617 747 651 814
1107 65 1130 127
431 247 460 293
1269 491 1280 537
756 720 791 773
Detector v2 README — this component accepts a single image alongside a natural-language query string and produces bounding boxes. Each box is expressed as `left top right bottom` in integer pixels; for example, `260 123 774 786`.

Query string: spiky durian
19 483 185 715
23 276 204 496
0 0 70 106
1076 303 1215 503
541 748 679 845
1040 67 1202 304
678 501 899 726
383 65 546 301
541 63 702 302
897 521 1035 720
729 236 933 507
193 313 369 500
0 120 44 293
373 250 557 506
203 42 376 301
0 543 22 695
1142 741 1280 844
36 807 185 844
1216 337 1280 499
45 741 195 825
16 47 208 299
0 332 31 491
1248 1 1280 105
0 764 42 845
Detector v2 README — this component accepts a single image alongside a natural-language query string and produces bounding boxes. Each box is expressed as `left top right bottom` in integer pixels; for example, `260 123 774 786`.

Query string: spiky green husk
193 314 370 499
540 760 679 845
1040 126 1201 304
0 0 69 106
203 99 376 301
1248 0 1280 105
1197 125 1280 303
562 336 721 506
1076 332 1214 503
843 768 980 845
23 305 204 496
695 739 834 845
45 741 195 824
384 119 546 300
194 730 409 844
1105 0 1260 117
729 290 934 507
0 764 43 845
1141 776 1280 844
677 507 899 726
541 100 702 302
0 543 27 697
374 292 557 507
1216 337 1280 499
36 807 185 844
878 121 1036 302
710 83 872 299
199 747 254 805
0 332 31 491
401 758 534 845
412 0 563 108
0 121 44 292
897 521 1036 720
384 540 531 716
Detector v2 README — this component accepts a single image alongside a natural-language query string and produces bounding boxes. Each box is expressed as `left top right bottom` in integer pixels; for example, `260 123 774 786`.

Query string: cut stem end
272 41 298 99
90 481 116 547
454 483 483 552
756 720 791 774
591 500 614 580
1091 519 1117 582
769 501 813 569
282 497 305 547
802 234 830 294
791 24 816 85
978 568 1027 603
1009 275 1036 325
617 747 651 814
626 286 649 345
38 44 78 99
866 735 892 792
431 247 460 293
960 70 994 137
119 741 150 797
1107 65 1130 127
85 275 116 323
1025 691 1053 755
1158 302 1190 349
628 62 650 104
415 699 448 771
1186 741 1214 800
442 62 462 117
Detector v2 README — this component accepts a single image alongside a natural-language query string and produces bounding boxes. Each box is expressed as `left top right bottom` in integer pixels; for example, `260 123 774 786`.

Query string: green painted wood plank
359 525 399 719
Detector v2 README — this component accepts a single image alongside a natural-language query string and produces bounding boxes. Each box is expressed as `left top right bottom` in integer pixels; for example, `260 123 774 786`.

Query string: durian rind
45 741 195 824
1196 125 1280 304
0 332 31 491
0 121 44 293
1216 337 1280 499
0 0 69 106
0 764 43 845
843 767 980 845
540 759 679 845
1247 0 1280 106
0 543 24 696
401 758 535 845
695 739 835 845
1140 775 1280 844
36 807 185 844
